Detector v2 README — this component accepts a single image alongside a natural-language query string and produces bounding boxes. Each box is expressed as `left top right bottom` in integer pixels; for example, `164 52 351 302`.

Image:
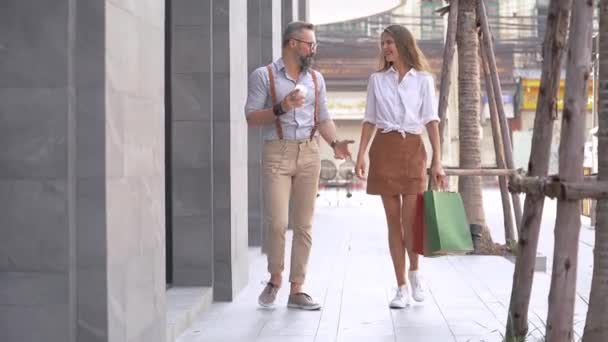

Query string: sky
309 0 402 25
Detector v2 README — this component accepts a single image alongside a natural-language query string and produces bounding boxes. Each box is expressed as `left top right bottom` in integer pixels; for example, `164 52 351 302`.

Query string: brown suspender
266 65 284 140
266 64 319 140
309 71 320 140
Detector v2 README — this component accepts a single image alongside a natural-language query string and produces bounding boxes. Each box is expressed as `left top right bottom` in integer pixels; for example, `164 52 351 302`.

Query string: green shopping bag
423 191 473 256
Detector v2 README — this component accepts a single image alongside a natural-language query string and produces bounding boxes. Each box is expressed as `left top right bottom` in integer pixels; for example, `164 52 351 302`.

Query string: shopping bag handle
426 168 448 192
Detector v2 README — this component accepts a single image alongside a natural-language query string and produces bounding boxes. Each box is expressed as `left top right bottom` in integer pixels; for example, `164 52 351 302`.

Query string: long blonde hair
378 25 431 72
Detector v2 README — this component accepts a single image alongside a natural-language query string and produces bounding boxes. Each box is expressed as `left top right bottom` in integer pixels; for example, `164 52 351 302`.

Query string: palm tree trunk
546 0 594 340
583 0 608 340
505 0 572 338
438 0 459 146
456 0 487 237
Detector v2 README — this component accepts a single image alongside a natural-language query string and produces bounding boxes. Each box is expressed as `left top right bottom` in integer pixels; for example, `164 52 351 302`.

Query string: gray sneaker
258 282 279 308
287 292 321 310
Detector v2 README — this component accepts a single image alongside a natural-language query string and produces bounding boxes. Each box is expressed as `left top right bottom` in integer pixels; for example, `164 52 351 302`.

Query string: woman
355 25 446 309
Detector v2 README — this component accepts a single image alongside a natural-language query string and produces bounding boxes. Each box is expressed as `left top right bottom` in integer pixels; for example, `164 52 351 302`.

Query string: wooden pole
480 46 516 244
477 0 523 233
509 175 608 200
438 0 459 146
546 0 594 339
504 0 573 338
583 0 608 339
429 167 518 177
445 169 516 176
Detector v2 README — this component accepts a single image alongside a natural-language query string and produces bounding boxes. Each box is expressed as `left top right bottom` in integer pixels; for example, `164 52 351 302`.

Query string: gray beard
299 55 314 72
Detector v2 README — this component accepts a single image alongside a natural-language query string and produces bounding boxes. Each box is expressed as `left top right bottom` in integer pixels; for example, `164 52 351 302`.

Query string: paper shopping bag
422 191 473 256
412 193 426 255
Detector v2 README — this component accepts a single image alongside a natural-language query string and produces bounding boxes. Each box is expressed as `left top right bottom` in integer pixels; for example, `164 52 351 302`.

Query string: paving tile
394 326 454 341
454 333 504 342
176 192 590 342
336 335 396 342
258 311 321 336
390 303 447 328
256 336 315 342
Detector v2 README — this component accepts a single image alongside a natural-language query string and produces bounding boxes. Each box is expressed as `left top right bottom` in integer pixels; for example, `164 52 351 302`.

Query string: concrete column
298 0 310 21
281 0 299 232
267 0 283 62
169 0 214 286
247 0 281 247
282 0 299 29
0 1 166 341
104 2 166 340
212 0 249 301
247 0 264 248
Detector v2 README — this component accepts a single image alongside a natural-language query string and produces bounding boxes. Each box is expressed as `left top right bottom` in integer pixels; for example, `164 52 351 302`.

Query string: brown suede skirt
366 130 427 195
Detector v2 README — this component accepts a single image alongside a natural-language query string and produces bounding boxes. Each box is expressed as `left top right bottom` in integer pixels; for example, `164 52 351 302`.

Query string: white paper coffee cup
294 84 308 98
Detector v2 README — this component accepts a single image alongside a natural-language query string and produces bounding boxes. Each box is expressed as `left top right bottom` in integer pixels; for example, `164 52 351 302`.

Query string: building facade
313 0 598 181
0 1 309 341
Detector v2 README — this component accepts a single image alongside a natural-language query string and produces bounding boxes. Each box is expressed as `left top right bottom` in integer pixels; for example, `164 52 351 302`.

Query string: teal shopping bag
423 191 473 256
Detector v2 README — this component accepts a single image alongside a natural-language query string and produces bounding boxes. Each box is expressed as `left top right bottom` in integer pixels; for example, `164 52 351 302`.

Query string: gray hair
282 21 314 48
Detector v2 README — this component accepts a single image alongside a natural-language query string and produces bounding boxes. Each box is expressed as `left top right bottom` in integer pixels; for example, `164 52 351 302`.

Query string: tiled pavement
177 190 590 342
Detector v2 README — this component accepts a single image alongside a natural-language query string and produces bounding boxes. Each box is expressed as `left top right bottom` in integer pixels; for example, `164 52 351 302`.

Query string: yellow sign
521 78 593 111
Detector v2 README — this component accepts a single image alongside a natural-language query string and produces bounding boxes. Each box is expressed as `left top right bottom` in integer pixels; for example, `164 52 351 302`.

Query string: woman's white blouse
363 67 439 135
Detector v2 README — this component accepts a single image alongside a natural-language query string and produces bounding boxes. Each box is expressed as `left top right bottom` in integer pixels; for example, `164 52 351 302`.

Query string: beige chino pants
263 139 321 284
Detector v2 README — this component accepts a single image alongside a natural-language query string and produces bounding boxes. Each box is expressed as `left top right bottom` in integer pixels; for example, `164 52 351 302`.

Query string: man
245 21 353 310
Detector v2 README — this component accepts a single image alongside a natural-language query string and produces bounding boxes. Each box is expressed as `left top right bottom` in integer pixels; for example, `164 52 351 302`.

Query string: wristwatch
330 139 338 149
273 102 286 116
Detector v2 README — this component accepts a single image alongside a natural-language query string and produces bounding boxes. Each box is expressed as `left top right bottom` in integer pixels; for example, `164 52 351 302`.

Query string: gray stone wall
169 0 214 286
282 0 299 29
0 1 166 341
0 1 72 340
247 0 282 247
299 0 310 21
168 0 253 300
212 0 250 301
1 0 290 339
75 2 108 341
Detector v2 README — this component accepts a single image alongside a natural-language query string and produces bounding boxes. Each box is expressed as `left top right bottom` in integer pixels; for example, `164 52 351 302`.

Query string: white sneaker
408 270 426 302
389 287 410 309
